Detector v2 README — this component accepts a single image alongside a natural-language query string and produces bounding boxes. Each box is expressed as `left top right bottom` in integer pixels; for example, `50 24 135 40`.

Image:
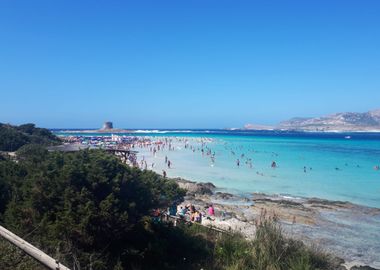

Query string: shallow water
55 130 380 208
288 207 380 267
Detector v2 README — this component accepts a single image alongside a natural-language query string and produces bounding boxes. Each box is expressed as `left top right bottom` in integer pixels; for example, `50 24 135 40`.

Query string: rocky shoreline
174 178 380 270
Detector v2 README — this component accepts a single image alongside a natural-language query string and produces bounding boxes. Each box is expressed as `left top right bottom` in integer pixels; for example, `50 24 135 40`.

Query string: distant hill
0 123 60 151
278 109 380 132
243 123 275 130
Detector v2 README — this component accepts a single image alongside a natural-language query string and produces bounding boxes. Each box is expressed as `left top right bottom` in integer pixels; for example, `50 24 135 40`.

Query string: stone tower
101 121 113 130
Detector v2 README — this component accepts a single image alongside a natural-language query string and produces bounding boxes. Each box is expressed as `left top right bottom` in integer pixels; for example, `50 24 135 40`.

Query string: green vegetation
0 149 187 269
0 126 336 269
173 217 335 270
0 123 60 152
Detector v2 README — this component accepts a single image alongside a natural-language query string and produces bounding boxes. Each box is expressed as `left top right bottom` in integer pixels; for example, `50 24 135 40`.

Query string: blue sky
0 0 379 128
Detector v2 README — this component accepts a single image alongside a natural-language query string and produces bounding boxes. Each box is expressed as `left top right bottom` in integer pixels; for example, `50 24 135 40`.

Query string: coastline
53 131 380 268
173 178 380 270
54 128 380 134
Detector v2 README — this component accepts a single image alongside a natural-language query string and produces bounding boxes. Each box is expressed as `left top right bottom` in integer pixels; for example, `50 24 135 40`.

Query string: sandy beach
174 178 380 270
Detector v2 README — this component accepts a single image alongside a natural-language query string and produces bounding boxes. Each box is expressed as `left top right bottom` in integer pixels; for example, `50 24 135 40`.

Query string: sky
0 0 379 129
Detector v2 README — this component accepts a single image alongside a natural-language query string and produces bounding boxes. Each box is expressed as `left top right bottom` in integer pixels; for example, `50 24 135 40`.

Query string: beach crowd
152 203 216 225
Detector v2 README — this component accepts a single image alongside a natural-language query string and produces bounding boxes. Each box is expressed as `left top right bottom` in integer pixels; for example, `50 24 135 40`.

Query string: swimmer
271 161 277 169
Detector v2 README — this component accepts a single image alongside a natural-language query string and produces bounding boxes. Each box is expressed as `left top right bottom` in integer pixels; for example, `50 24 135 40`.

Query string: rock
174 178 215 195
253 198 307 210
307 198 349 206
350 266 379 270
330 257 346 270
243 197 250 202
215 192 234 200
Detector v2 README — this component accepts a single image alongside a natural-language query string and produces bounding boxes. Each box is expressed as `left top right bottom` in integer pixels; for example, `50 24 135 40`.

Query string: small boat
344 136 351 139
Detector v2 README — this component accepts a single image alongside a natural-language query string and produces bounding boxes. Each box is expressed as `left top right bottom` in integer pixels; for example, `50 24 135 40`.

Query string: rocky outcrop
174 178 215 195
177 184 380 269
350 266 379 270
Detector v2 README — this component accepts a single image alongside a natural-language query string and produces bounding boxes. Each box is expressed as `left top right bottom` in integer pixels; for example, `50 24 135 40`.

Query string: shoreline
173 178 380 270
54 132 380 209
54 128 380 134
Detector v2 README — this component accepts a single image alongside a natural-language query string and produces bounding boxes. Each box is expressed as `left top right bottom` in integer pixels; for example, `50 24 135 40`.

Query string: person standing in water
271 161 277 169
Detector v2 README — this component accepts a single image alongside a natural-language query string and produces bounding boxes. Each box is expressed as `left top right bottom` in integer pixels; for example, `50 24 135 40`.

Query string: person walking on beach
162 170 167 178
168 160 171 168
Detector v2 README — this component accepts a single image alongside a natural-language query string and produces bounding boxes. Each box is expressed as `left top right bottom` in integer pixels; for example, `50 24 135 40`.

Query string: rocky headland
243 109 380 132
173 178 380 270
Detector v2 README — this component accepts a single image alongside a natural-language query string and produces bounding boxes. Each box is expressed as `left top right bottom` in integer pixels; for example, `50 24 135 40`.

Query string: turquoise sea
55 130 380 209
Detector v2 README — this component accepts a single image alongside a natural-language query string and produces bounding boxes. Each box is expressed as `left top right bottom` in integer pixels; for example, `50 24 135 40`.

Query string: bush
0 123 60 152
0 149 186 270
209 212 334 270
16 144 48 163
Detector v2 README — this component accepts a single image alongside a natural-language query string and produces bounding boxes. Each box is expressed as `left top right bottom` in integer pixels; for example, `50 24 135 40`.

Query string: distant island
243 109 380 132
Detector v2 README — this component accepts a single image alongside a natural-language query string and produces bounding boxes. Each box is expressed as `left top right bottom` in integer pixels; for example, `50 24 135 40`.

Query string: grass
0 238 43 270
177 211 336 270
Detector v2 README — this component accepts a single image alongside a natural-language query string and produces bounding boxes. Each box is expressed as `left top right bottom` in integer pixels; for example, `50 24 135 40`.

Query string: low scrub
178 212 335 270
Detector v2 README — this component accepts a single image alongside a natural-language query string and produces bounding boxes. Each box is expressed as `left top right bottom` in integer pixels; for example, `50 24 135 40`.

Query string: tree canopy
0 123 60 152
0 149 190 269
